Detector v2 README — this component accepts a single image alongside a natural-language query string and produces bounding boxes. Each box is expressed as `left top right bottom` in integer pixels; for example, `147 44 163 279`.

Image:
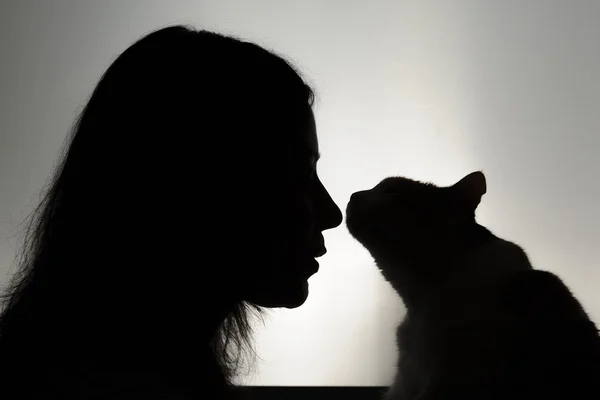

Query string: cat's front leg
382 382 404 400
382 380 423 400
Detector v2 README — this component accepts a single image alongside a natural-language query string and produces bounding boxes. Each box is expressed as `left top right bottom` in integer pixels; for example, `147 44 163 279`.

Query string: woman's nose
325 198 343 229
318 189 343 230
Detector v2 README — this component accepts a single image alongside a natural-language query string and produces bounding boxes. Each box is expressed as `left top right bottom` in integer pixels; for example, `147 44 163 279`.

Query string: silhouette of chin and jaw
246 281 309 309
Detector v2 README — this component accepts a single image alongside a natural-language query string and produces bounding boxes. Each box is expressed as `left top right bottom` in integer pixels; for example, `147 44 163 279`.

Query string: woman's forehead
305 109 318 157
266 107 318 165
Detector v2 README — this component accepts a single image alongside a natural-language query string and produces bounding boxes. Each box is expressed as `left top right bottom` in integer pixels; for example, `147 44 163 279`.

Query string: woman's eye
305 166 316 181
294 169 315 187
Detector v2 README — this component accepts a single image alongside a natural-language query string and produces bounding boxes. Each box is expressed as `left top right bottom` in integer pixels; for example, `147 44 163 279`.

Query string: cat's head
345 171 489 281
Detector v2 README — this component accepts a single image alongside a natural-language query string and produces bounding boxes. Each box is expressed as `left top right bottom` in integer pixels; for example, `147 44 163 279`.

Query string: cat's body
346 172 600 400
385 238 533 400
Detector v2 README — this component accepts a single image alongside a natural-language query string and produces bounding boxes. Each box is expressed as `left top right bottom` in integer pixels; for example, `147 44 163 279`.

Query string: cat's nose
350 190 368 202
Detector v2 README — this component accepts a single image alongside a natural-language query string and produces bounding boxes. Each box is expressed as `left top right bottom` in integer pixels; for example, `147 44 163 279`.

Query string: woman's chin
248 280 309 309
280 280 309 308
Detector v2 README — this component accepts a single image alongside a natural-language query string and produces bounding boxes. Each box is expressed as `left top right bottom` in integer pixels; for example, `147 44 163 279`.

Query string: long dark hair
0 25 315 395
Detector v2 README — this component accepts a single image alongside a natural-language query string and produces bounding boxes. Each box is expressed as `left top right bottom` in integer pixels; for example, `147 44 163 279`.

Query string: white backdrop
1 0 600 387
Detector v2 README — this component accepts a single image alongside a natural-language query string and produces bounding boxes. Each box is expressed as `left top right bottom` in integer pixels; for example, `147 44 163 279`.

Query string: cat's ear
452 171 486 210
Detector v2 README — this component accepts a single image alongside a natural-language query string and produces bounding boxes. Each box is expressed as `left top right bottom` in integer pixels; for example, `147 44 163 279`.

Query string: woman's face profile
244 109 343 309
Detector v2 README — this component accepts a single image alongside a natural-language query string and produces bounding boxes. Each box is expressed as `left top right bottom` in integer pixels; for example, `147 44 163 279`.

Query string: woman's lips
313 247 327 258
309 259 319 276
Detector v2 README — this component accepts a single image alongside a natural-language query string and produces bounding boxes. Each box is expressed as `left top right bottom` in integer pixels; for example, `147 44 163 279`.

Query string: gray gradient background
1 0 600 387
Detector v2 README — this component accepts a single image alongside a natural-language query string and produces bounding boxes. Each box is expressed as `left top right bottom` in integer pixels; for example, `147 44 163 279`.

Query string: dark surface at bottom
237 386 387 400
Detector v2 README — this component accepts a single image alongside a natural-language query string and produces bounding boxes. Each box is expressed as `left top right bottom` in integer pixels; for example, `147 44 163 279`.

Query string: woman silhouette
0 26 342 399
